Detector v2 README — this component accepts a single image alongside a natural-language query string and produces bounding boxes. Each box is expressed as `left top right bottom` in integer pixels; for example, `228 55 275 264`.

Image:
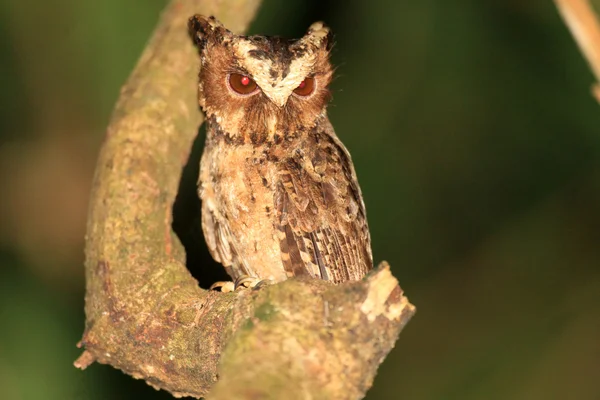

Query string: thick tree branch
74 0 415 398
555 0 600 102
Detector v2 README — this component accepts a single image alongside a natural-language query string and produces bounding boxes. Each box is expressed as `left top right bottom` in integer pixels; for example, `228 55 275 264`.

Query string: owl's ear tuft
304 22 334 52
188 15 231 49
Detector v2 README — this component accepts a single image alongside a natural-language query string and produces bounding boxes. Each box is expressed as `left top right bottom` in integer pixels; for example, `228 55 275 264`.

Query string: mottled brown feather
274 120 372 283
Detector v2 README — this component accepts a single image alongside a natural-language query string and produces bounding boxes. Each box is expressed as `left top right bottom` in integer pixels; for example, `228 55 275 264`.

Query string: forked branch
74 0 415 398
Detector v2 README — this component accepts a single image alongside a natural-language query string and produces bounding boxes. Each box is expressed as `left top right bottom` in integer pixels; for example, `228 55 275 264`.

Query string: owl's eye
229 73 258 95
293 77 315 97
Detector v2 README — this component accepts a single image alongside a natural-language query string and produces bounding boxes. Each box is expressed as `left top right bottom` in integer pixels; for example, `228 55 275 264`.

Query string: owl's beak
265 93 288 108
259 83 292 108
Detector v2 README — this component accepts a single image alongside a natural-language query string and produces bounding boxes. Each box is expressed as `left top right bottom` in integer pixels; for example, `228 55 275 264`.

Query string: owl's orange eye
229 73 258 95
293 77 315 96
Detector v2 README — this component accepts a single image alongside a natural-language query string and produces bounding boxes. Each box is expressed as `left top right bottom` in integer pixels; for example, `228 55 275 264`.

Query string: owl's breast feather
200 139 288 281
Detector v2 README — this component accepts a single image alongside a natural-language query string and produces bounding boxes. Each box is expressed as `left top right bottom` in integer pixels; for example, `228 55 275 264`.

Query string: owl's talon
209 281 235 293
251 279 272 290
234 275 258 290
234 275 272 290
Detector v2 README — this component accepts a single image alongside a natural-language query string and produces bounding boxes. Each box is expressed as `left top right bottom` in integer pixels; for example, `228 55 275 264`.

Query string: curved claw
251 279 272 290
234 275 273 291
209 281 235 293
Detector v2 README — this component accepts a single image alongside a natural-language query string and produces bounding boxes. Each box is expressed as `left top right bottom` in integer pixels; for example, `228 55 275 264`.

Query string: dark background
1 0 600 399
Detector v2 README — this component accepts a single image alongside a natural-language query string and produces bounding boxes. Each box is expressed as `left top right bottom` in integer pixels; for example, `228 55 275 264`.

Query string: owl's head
189 15 334 142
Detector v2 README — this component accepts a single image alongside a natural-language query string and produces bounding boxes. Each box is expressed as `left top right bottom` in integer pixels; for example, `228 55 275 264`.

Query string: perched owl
188 15 372 288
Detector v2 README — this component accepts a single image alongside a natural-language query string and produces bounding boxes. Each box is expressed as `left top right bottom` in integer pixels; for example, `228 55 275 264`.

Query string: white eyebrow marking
232 40 318 107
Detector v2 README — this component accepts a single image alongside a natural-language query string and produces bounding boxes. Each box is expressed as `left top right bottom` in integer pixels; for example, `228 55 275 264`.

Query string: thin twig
555 0 600 102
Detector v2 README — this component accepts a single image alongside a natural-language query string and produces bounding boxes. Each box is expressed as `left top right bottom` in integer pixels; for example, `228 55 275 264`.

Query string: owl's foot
209 276 272 293
209 281 235 293
234 275 272 290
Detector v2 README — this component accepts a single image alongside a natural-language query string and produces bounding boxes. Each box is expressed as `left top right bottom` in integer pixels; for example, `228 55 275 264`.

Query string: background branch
555 0 600 102
74 0 415 399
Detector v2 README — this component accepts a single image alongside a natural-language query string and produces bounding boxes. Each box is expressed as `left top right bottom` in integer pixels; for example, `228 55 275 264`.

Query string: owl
188 15 372 289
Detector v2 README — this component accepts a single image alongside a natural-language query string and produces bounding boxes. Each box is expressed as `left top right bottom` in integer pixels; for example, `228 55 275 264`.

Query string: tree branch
74 1 416 398
555 0 600 103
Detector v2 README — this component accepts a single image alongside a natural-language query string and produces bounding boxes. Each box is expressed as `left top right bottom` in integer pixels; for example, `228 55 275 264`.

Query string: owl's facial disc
229 24 331 107
190 16 334 136
230 43 310 106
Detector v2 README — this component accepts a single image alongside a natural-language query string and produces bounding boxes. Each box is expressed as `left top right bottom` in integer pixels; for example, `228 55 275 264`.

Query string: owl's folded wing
201 202 237 276
274 129 372 283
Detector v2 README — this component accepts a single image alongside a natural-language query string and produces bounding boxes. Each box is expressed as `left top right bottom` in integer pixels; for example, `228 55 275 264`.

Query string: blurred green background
1 0 600 399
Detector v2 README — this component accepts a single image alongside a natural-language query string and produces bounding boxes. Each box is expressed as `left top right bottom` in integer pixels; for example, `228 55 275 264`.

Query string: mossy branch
74 0 415 398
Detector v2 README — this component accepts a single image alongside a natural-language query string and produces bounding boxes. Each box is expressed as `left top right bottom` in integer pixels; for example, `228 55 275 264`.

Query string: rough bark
74 0 416 398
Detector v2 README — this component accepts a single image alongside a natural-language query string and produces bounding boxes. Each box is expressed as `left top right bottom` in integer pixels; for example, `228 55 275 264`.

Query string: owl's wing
274 124 372 283
201 202 238 277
